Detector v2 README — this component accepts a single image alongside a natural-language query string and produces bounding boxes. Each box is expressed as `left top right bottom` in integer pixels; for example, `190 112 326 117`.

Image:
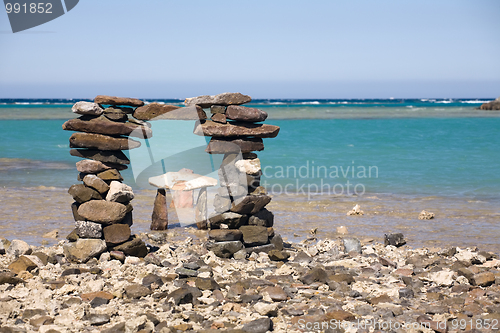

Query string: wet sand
0 187 499 254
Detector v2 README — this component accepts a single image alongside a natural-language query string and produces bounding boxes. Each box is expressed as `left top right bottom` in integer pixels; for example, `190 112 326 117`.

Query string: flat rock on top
133 104 207 121
94 95 144 107
193 120 280 138
149 171 217 190
62 116 152 139
226 105 268 122
69 133 141 151
185 92 251 108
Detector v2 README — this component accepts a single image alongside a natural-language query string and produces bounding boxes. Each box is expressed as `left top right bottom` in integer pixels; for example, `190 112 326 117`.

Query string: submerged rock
418 210 435 220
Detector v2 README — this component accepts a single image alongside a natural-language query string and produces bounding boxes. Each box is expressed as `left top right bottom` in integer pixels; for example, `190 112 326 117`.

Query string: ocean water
1 99 499 252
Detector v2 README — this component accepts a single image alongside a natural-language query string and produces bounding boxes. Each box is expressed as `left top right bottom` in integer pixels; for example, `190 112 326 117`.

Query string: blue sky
0 0 499 98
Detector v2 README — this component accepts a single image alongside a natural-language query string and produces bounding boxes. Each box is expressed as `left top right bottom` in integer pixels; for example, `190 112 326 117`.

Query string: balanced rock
76 159 111 173
226 105 268 122
106 181 134 203
239 226 269 247
134 104 206 121
194 120 280 138
63 116 152 139
209 229 243 242
70 133 141 151
112 237 148 257
231 194 272 215
68 184 102 203
103 224 131 246
151 189 168 231
248 209 274 227
235 158 261 175
209 212 248 229
103 108 128 122
205 240 244 258
211 113 227 124
133 103 180 120
94 95 144 107
63 239 107 263
185 92 251 108
70 149 130 165
78 200 127 224
75 221 103 239
72 102 104 116
206 137 264 154
97 169 123 181
211 105 226 114
83 175 110 194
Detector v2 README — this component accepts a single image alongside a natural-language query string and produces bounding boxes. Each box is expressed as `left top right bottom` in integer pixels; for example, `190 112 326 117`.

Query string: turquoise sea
1 98 499 251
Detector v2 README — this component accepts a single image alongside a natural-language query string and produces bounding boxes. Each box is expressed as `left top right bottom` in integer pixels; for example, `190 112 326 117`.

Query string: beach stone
105 181 134 203
69 133 141 151
241 317 272 333
399 287 414 298
168 286 201 305
151 189 168 230
245 244 275 254
63 239 107 263
346 204 364 216
300 267 328 285
72 102 104 116
248 209 274 227
94 95 144 107
75 221 102 239
103 224 131 246
231 195 272 215
268 249 289 261
195 188 208 230
78 200 127 224
384 233 406 247
66 229 79 242
6 239 32 257
132 103 180 120
343 237 362 254
109 251 125 262
103 108 128 122
112 237 148 257
206 137 264 154
76 159 111 173
270 234 284 251
97 169 123 182
63 116 152 139
213 194 232 213
194 120 279 138
209 229 243 241
68 184 102 203
263 286 288 302
125 284 152 299
418 210 435 220
85 313 110 326
239 226 269 246
0 272 24 285
211 105 226 114
235 158 261 175
30 315 54 328
429 270 455 286
205 240 243 258
185 92 251 108
83 175 109 194
226 105 268 122
8 256 38 274
142 273 164 289
471 272 496 287
175 267 198 278
253 302 279 316
70 149 130 164
211 112 227 124
195 277 220 291
480 97 500 110
209 212 248 229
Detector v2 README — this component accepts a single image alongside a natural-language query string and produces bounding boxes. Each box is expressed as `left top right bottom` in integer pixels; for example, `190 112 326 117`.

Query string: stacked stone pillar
63 95 150 262
186 92 287 259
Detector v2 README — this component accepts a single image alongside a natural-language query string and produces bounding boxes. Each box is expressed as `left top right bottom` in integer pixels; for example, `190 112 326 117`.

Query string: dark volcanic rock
103 224 131 246
242 317 272 333
68 184 102 203
70 149 130 165
94 95 144 107
248 208 274 227
384 233 406 247
194 120 279 138
206 137 264 154
63 116 152 139
0 272 25 285
69 133 141 151
77 200 127 224
226 105 268 122
239 226 269 247
185 92 251 108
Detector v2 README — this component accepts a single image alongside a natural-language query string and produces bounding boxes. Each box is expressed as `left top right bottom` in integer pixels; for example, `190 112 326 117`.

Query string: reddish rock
194 120 279 138
80 291 114 302
103 224 131 246
8 256 38 274
206 137 264 154
69 133 141 151
94 95 144 107
151 189 168 231
226 105 268 122
133 103 181 120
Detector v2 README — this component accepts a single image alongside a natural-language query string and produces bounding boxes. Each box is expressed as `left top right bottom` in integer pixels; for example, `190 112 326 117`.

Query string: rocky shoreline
1 232 500 333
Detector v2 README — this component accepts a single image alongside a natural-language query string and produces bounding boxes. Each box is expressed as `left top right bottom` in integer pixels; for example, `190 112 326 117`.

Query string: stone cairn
185 92 288 260
63 95 152 263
